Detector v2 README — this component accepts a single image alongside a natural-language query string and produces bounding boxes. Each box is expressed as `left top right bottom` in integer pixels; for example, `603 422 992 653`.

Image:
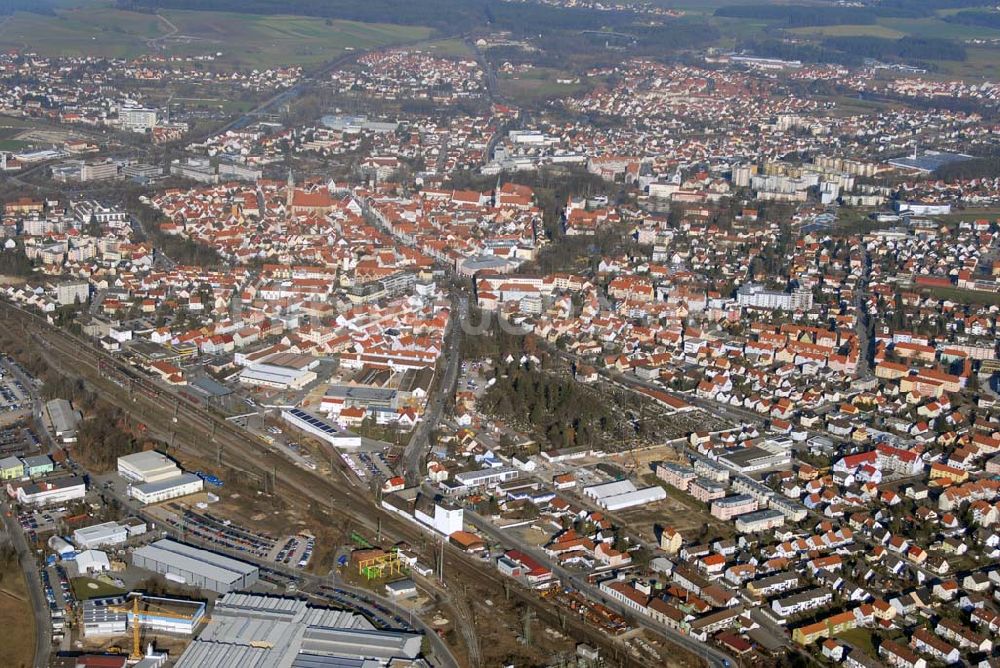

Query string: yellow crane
106 593 204 662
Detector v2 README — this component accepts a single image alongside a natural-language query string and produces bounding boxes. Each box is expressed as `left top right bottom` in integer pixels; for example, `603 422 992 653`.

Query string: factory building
83 595 205 637
238 352 320 390
131 539 259 594
175 593 422 667
582 479 666 510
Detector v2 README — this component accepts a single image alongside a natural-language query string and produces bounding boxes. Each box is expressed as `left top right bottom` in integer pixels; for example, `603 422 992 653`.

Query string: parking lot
148 503 313 568
0 421 41 458
18 507 71 543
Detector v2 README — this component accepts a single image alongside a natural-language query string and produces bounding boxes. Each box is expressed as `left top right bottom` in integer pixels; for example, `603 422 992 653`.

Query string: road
402 294 464 485
855 249 874 380
464 511 733 668
147 13 179 50
97 479 462 668
3 358 75 666
1 502 51 668
3 300 660 668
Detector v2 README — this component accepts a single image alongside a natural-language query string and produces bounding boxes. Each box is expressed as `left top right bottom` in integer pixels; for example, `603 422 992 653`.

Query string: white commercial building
583 479 666 510
238 363 317 391
73 521 129 549
14 476 86 506
129 473 204 505
77 549 111 574
118 451 182 484
453 466 519 490
414 500 464 536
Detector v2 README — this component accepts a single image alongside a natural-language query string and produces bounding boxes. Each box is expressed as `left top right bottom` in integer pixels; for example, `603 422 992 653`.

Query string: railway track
0 300 669 667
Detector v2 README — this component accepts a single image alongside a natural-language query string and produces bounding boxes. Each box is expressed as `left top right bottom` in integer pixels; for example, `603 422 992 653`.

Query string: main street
403 294 464 485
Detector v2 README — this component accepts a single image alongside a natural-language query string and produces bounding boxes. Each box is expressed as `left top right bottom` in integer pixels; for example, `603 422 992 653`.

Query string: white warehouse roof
118 450 181 480
582 479 636 500
599 486 666 511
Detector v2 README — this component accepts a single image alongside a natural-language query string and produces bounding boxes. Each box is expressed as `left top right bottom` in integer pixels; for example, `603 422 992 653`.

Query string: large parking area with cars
146 502 313 568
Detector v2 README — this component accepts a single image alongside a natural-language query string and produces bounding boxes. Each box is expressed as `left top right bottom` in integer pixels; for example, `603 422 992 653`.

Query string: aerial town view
1 0 1000 666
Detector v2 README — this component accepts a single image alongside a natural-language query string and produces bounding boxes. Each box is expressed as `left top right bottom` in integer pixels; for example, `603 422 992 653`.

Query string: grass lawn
0 560 35 668
0 140 30 152
412 38 474 58
499 67 590 104
836 628 877 656
70 576 126 601
0 7 432 66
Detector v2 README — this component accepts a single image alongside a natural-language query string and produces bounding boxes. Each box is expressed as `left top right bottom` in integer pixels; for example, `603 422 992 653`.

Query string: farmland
0 5 432 66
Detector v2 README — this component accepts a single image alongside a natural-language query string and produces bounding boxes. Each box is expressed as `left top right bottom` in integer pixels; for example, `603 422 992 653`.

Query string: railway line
0 299 664 667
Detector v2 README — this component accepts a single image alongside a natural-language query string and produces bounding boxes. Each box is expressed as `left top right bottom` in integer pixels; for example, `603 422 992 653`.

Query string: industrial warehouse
118 451 205 504
131 539 259 594
176 593 422 667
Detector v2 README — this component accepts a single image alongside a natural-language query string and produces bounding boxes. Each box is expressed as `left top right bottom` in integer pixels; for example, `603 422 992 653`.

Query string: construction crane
106 593 204 662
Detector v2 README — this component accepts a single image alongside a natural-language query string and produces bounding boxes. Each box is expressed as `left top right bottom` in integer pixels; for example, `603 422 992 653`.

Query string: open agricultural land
0 5 431 66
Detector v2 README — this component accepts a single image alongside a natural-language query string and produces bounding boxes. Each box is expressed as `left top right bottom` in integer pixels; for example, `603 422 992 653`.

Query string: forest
479 360 622 450
944 10 1000 30
933 156 1000 181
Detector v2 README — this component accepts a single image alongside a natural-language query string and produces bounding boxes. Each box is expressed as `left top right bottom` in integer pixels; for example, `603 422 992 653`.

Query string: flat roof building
131 539 259 594
129 472 204 505
73 521 129 549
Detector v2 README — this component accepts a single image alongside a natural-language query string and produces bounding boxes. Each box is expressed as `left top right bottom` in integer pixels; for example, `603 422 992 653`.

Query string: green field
412 38 474 58
499 67 590 104
71 576 126 601
936 46 1000 81
924 285 1000 307
836 628 878 656
0 140 30 152
788 24 906 39
0 6 432 66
